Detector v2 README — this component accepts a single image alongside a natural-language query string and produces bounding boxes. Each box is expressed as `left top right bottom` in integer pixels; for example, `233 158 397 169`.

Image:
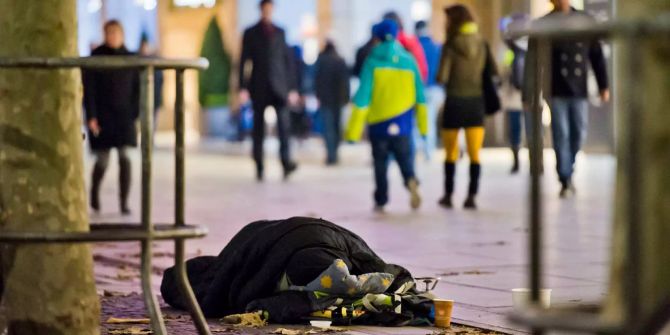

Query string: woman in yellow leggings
437 5 497 209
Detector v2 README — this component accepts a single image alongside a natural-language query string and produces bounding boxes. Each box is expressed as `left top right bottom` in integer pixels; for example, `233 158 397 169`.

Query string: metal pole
528 38 548 335
624 35 642 332
140 66 167 335
173 69 212 335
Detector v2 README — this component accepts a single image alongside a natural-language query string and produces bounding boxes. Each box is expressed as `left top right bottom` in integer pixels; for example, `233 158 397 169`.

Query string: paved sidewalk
90 139 614 334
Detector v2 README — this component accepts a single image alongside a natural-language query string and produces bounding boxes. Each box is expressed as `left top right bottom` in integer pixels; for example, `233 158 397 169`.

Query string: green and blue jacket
346 41 428 141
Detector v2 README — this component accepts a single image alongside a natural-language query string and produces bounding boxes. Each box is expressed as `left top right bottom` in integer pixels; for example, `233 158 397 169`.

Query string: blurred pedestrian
83 20 140 215
523 0 610 198
315 41 350 165
383 12 429 82
346 19 428 213
437 4 498 210
353 27 377 78
239 0 300 181
138 35 164 133
288 45 310 139
500 14 531 174
415 20 444 161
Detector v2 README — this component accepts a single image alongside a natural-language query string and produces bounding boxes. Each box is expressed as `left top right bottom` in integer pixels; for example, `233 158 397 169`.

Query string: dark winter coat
239 21 297 102
161 217 416 319
83 45 140 150
352 39 376 78
314 48 350 110
523 8 609 101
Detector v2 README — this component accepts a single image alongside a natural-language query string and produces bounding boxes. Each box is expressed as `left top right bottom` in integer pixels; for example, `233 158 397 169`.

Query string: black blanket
161 217 415 318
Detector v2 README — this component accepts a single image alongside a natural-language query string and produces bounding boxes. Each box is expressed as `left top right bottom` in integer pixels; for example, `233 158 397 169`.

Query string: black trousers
252 93 291 172
91 147 131 208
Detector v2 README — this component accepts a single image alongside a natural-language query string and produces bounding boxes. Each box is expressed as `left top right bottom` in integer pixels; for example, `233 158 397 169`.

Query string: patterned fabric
290 259 394 296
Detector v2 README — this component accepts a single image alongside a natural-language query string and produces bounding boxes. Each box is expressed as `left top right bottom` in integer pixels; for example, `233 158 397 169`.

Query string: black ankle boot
90 164 105 212
469 163 481 195
440 162 456 208
511 147 520 174
119 156 131 215
466 164 481 210
464 194 477 210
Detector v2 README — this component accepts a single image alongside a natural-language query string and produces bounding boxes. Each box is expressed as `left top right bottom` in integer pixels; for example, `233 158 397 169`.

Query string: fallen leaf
107 317 151 324
103 290 130 297
271 329 304 335
220 312 266 327
211 326 237 333
462 270 495 276
108 327 152 335
437 272 460 277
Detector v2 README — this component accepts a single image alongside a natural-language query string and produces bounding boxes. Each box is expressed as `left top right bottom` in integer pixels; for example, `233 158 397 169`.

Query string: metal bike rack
506 13 670 335
0 56 212 335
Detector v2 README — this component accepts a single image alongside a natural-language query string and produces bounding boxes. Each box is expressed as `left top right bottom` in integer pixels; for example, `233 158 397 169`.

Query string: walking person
353 27 377 79
415 20 444 161
84 20 140 215
315 41 350 165
437 5 498 210
523 0 610 197
239 0 300 181
346 19 428 213
501 14 531 174
382 12 429 82
138 35 164 134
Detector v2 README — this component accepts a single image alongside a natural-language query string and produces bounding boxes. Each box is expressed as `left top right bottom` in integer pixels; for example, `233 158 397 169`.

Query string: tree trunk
0 1 100 334
605 0 670 327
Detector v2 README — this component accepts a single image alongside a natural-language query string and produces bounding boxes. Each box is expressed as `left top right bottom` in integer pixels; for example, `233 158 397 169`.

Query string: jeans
508 110 523 149
320 106 341 164
508 109 536 149
550 97 589 182
413 86 444 161
371 136 416 206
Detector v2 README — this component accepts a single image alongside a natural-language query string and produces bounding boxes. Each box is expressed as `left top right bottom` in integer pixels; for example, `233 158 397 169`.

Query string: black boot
89 157 109 212
465 164 481 210
283 161 298 181
90 161 107 212
256 165 264 182
511 147 520 174
119 155 132 215
439 162 456 208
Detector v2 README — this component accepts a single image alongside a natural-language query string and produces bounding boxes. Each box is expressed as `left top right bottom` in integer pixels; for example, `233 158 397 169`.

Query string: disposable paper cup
511 288 552 309
433 299 454 328
310 320 332 329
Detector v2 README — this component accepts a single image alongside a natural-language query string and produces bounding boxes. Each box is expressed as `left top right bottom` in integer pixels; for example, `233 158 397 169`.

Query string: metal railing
0 56 212 335
506 13 670 335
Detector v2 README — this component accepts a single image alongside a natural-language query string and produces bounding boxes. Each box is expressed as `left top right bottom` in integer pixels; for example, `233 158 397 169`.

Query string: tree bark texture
0 0 100 334
605 0 670 326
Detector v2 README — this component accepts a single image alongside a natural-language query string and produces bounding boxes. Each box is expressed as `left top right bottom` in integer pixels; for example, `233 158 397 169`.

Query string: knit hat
372 19 398 41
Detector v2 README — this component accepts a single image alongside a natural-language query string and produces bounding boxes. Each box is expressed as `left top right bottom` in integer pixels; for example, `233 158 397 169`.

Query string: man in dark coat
83 20 139 214
523 0 610 198
238 0 299 181
315 41 350 165
352 28 377 79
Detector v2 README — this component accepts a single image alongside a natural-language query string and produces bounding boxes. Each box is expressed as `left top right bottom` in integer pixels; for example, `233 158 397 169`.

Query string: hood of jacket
369 40 407 63
449 22 482 59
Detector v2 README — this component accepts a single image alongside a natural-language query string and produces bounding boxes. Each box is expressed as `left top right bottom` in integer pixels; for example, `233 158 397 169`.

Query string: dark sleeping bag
161 217 416 318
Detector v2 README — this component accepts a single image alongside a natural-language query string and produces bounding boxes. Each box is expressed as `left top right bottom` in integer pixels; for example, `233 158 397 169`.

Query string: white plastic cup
310 320 332 329
511 288 552 309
